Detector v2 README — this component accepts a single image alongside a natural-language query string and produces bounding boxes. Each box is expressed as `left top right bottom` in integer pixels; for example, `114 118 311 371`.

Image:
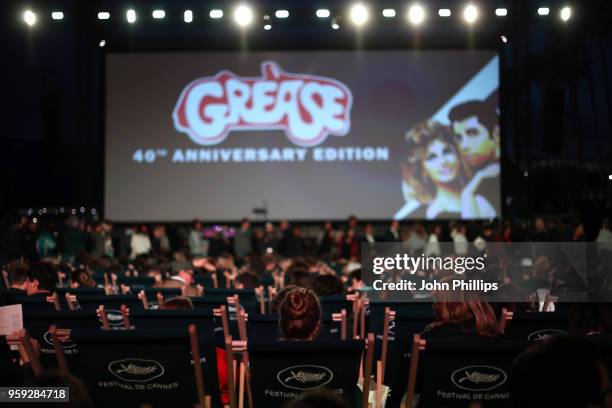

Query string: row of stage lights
22 3 573 29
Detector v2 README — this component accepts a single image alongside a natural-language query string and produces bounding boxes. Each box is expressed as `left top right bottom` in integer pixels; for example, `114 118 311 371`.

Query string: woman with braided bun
279 287 322 340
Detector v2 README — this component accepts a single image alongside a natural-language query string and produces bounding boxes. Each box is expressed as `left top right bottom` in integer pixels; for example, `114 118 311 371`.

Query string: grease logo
451 366 507 391
527 329 566 342
108 359 165 382
173 61 352 147
277 365 333 390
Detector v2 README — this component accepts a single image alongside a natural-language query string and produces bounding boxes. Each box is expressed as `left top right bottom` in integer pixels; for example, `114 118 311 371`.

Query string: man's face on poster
452 115 498 168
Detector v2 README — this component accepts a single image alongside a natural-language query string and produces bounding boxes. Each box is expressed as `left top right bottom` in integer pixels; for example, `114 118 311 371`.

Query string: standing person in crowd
36 222 57 258
531 217 549 241
279 221 302 257
596 218 612 247
573 221 586 242
63 216 88 262
408 223 427 254
262 222 279 253
338 226 359 260
233 218 253 258
360 223 377 244
91 221 113 259
451 223 469 255
317 221 336 256
208 226 231 257
383 220 401 242
425 224 441 257
279 287 322 340
152 225 171 253
502 220 513 242
129 224 152 259
188 219 208 257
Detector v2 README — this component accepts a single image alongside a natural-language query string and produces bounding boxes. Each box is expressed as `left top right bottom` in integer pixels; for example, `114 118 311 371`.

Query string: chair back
71 328 221 408
246 313 343 341
504 311 568 342
23 309 100 370
369 302 433 408
411 336 526 408
248 339 364 408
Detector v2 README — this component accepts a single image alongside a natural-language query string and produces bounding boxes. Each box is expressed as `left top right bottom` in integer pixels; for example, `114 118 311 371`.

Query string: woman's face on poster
422 139 459 184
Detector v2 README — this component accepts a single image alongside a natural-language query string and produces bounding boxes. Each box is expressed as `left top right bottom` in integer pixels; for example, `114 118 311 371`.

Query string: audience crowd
2 213 612 407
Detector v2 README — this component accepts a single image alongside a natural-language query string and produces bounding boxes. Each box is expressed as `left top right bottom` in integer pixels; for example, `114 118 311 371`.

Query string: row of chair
4 294 581 408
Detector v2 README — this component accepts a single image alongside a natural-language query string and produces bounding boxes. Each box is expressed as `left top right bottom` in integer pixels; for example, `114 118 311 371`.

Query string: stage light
51 11 64 20
126 9 136 23
97 12 110 20
275 10 289 18
264 24 272 30
234 5 253 27
316 9 331 18
23 10 36 26
408 4 425 25
501 35 508 43
495 8 508 16
463 4 478 24
382 9 396 18
184 10 193 23
332 22 340 29
538 7 549 16
152 10 165 19
560 7 571 21
438 8 451 17
210 9 223 19
99 40 106 47
349 3 369 26
609 174 612 180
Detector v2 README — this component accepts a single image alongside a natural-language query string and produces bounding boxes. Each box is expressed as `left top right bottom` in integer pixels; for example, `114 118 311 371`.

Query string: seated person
312 274 344 297
286 389 350 408
157 295 228 405
26 261 58 296
511 335 611 408
270 285 299 314
422 280 498 338
279 287 321 340
569 303 612 336
493 282 535 316
158 296 194 310
153 260 198 297
235 270 260 289
6 265 30 295
70 268 97 288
